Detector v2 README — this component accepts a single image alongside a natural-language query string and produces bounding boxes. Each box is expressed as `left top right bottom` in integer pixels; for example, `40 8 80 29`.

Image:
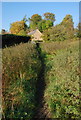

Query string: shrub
2 34 30 48
41 41 80 119
42 24 75 41
2 43 41 119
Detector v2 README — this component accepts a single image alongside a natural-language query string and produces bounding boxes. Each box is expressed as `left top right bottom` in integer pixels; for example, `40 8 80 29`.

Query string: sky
1 0 80 2
2 2 79 31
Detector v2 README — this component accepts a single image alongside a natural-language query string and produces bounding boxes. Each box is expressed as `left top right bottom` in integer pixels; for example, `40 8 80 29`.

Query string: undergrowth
2 43 41 119
2 40 80 119
41 41 80 119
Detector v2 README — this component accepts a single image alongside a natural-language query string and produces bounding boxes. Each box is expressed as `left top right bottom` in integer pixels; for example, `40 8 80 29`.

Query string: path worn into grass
33 43 51 119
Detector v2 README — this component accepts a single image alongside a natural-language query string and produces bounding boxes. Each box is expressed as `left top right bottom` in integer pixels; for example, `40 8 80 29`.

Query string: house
0 29 11 34
28 29 43 42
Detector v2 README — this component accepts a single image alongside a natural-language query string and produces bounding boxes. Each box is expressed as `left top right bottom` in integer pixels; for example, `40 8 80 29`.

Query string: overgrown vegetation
2 43 41 119
2 38 80 119
40 40 80 119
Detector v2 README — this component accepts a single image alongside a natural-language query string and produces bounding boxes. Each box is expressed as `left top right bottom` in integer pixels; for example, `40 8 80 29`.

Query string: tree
46 20 53 29
10 20 28 35
29 22 37 30
17 30 27 36
61 14 74 29
42 24 68 41
29 14 42 29
38 20 46 32
30 14 42 24
61 14 74 38
43 12 55 23
42 29 50 41
50 25 68 41
38 20 53 32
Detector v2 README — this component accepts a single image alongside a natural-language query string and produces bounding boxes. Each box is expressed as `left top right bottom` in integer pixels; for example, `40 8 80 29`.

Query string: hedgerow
41 41 80 119
2 43 41 119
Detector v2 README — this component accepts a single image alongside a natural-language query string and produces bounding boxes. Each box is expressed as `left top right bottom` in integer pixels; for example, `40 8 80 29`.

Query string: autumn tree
61 14 74 38
43 12 55 23
29 14 42 30
10 16 28 35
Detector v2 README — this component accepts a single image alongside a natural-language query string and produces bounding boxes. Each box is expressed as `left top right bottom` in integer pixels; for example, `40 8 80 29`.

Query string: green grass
41 40 80 119
2 40 80 119
2 43 41 119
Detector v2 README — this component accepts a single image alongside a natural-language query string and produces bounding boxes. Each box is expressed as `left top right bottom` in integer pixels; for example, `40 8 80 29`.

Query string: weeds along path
34 43 51 119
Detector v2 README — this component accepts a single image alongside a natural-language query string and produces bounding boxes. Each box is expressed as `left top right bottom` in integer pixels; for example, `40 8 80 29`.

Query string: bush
2 43 41 119
2 34 30 48
41 41 80 119
42 24 75 41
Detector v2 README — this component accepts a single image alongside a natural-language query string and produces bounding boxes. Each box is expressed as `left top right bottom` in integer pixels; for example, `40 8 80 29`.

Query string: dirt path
33 43 51 119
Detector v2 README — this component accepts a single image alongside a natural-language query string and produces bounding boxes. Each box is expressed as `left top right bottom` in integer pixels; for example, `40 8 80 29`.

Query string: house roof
28 29 42 35
28 30 37 35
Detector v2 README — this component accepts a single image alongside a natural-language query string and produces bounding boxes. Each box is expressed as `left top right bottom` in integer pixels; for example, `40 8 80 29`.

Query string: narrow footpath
33 43 51 119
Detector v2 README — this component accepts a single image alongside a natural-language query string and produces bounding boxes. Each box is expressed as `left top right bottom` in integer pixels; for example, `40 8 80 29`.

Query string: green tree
49 25 68 41
38 20 53 32
43 12 55 23
42 14 75 41
17 30 27 36
29 22 37 30
38 20 46 32
29 14 42 30
46 20 53 29
42 29 50 41
42 24 68 41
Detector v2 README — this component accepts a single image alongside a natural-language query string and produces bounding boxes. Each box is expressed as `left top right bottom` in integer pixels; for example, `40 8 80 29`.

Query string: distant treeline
1 34 31 48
